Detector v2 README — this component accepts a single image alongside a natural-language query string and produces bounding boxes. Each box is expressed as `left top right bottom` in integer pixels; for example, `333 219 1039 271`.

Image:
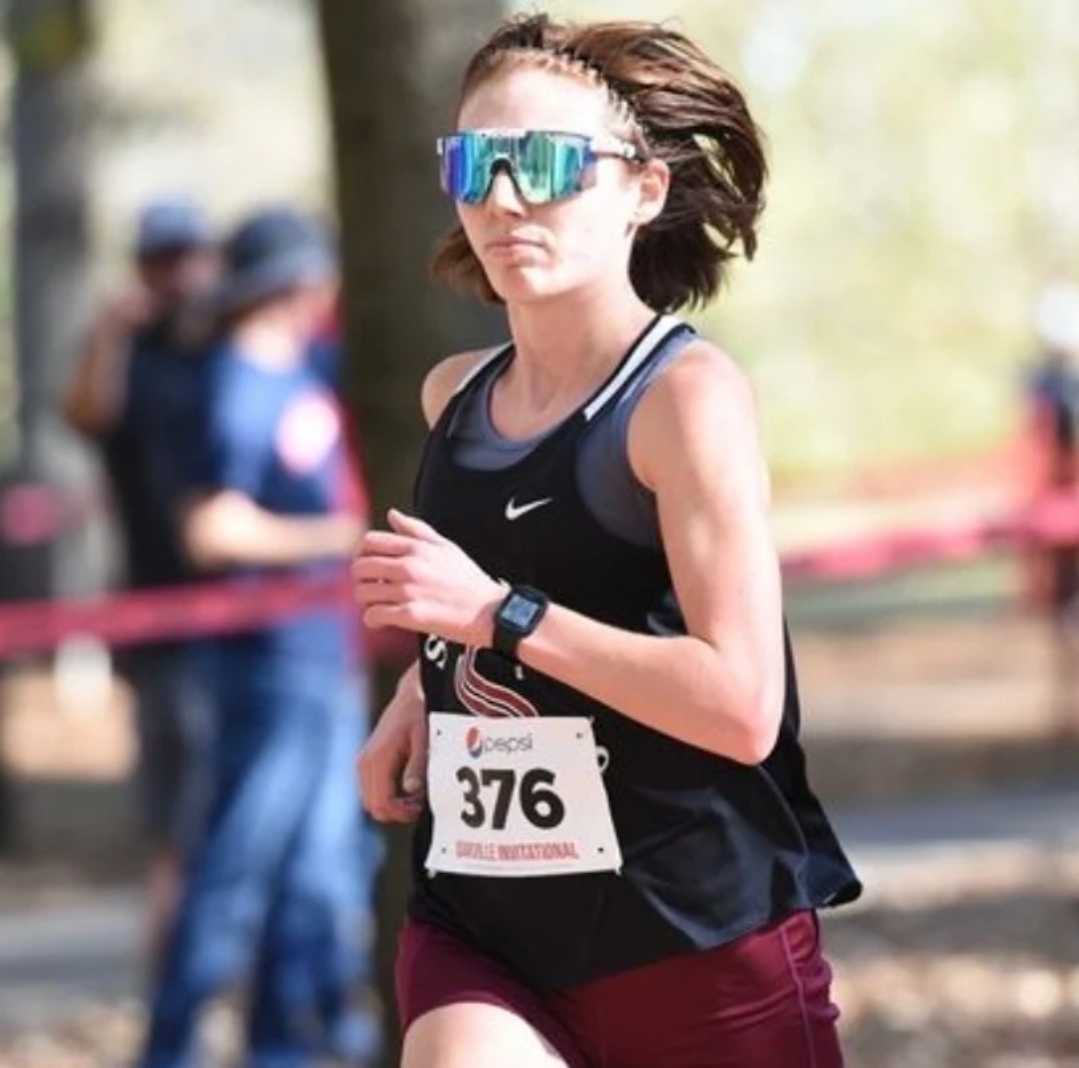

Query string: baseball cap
216 207 337 311
135 199 213 258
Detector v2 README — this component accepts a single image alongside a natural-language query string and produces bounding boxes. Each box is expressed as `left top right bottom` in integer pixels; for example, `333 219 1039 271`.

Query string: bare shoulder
420 348 500 429
629 338 766 494
645 337 757 418
633 338 760 447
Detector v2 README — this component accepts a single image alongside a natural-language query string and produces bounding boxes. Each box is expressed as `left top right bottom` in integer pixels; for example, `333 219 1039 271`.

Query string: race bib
424 713 622 878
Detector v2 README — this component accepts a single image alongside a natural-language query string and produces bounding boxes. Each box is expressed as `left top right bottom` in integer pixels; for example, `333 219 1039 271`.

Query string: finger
402 720 429 797
352 555 413 584
353 582 405 604
360 766 424 824
387 508 447 544
358 728 426 824
366 795 423 824
380 800 424 825
402 767 426 799
353 580 409 608
392 789 426 818
363 604 426 633
357 530 416 558
358 751 408 823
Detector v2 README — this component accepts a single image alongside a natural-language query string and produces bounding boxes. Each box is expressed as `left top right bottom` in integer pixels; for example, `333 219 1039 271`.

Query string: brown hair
431 13 768 313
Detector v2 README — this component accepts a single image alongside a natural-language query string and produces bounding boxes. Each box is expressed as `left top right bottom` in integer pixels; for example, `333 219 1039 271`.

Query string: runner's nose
485 165 526 215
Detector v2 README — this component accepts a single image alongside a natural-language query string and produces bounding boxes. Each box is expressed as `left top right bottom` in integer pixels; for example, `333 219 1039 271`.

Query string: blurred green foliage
6 0 93 73
543 0 1079 488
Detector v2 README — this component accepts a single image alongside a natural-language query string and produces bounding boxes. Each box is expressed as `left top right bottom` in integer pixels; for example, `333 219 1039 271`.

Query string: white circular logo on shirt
275 391 341 474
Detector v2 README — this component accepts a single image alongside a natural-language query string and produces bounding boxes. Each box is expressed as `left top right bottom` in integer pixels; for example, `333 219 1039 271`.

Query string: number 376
456 767 566 831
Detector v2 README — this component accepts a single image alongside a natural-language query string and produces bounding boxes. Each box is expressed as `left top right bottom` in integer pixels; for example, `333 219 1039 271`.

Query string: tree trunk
316 2 507 1062
0 0 99 853
4 0 99 604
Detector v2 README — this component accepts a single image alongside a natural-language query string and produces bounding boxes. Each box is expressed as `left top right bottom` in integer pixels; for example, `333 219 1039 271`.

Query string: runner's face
455 66 647 307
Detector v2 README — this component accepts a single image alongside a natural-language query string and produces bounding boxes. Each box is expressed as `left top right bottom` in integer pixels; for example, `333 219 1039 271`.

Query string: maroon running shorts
396 910 845 1068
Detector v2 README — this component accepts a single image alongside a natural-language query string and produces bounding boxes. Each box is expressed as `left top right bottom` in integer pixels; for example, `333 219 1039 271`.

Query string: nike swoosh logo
504 496 553 521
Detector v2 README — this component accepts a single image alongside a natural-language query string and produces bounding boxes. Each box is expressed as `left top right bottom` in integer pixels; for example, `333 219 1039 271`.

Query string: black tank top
409 315 861 991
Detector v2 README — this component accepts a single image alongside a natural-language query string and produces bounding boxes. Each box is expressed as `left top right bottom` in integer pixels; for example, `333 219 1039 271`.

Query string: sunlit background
3 0 1075 483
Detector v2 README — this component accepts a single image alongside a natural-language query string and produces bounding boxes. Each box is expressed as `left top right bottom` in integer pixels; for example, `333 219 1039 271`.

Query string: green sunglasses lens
440 133 495 204
439 132 593 205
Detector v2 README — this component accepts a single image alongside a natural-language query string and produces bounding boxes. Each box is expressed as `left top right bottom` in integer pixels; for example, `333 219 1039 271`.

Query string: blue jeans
125 642 212 852
139 662 381 1068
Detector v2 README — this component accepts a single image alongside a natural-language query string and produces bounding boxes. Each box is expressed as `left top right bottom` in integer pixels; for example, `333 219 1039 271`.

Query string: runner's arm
354 356 482 823
511 341 785 764
358 657 429 821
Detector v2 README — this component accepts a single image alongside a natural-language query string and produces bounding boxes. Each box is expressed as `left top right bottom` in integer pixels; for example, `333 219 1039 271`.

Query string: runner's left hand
352 508 504 648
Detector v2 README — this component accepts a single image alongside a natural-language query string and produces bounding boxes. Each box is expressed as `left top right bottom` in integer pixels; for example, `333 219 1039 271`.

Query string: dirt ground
828 848 1079 1068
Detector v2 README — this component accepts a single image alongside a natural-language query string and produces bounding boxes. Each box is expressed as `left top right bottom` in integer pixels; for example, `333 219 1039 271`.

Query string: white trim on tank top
583 314 684 421
451 313 685 418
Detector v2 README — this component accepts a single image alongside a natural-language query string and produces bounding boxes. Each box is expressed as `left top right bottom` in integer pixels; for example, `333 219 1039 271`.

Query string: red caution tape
780 518 1016 583
0 571 412 663
0 495 1077 659
780 492 1079 585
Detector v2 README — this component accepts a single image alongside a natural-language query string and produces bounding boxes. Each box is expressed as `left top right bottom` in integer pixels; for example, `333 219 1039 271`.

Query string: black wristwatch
491 585 549 660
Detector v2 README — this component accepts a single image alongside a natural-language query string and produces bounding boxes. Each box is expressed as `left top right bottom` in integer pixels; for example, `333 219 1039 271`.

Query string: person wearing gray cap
65 197 219 980
138 207 379 1068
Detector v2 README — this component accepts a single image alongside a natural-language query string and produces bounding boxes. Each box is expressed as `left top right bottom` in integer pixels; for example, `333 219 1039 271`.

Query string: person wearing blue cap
137 207 380 1068
65 197 219 979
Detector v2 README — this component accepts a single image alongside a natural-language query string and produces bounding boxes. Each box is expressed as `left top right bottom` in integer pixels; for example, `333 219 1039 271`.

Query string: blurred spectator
307 297 344 392
64 198 219 977
1017 281 1079 731
139 207 379 1068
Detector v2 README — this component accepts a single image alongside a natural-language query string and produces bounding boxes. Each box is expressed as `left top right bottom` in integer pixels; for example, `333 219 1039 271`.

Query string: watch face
502 593 542 631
